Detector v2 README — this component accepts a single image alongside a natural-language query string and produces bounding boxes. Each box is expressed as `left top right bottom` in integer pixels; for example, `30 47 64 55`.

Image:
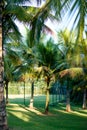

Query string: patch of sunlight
9 111 30 122
7 104 44 116
56 109 87 117
7 104 28 112
29 108 44 116
73 111 87 117
57 109 70 114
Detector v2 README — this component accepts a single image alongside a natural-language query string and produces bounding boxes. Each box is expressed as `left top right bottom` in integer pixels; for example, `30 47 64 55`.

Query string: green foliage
36 39 62 70
6 81 46 95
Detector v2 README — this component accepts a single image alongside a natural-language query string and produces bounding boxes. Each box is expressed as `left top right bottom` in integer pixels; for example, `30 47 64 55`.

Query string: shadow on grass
7 103 87 130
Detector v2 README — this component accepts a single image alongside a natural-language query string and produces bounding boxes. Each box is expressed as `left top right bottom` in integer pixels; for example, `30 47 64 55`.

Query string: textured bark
66 89 71 112
45 81 50 114
0 27 8 129
66 79 71 112
5 81 9 104
82 88 86 109
29 81 34 109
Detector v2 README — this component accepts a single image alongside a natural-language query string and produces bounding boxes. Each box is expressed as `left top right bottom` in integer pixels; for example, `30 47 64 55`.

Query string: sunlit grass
6 96 87 130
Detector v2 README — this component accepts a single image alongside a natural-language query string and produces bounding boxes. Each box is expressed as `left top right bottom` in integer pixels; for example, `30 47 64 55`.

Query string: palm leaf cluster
59 67 87 79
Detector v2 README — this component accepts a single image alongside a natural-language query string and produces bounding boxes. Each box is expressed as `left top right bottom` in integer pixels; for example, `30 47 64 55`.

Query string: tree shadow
7 103 87 130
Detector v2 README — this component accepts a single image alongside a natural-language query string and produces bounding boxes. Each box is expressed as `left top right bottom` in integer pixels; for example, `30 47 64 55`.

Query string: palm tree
2 0 42 45
28 69 37 109
3 0 62 111
78 81 87 109
59 68 87 110
6 27 38 108
28 0 87 44
36 39 62 114
4 53 17 104
0 19 8 130
82 88 87 109
58 27 87 111
57 29 77 112
3 0 87 46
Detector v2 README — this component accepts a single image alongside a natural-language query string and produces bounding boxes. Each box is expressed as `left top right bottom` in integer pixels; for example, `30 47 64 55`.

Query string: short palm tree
4 54 16 104
59 67 87 110
36 39 62 114
76 80 87 109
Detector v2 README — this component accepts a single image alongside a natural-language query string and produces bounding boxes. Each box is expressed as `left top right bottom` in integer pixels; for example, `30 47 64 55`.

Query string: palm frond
59 67 87 79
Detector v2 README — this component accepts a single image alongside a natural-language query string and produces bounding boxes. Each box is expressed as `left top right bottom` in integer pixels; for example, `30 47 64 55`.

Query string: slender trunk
45 81 50 114
5 81 9 104
29 81 34 109
0 24 8 129
66 89 71 112
66 80 71 112
82 88 86 109
24 81 25 105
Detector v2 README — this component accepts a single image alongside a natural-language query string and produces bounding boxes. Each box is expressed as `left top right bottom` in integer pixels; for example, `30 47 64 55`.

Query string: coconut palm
58 27 87 111
4 55 16 104
3 37 23 104
0 3 9 129
58 29 76 67
57 29 77 112
28 0 87 44
3 0 87 46
6 27 38 108
2 0 42 45
1 0 87 128
59 67 87 109
76 80 87 109
1 0 58 129
4 44 23 104
35 39 63 114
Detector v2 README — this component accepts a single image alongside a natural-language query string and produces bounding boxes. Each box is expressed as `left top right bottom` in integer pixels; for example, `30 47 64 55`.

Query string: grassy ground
7 95 87 130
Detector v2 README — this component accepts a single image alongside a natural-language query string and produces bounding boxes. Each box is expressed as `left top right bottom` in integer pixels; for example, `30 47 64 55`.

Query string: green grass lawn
7 95 87 130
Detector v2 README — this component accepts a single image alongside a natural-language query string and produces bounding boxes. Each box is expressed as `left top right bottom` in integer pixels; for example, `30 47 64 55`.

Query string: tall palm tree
76 80 87 109
58 27 87 111
0 17 8 130
57 29 77 112
2 0 42 45
58 28 86 112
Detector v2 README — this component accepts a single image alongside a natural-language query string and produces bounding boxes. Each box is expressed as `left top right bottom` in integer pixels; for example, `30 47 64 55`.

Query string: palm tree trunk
66 80 71 112
0 28 8 129
66 89 71 112
82 88 86 109
29 81 34 109
45 81 50 114
5 81 9 104
24 81 25 105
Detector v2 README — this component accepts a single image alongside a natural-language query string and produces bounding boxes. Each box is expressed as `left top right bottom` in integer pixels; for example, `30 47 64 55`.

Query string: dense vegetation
0 0 87 129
